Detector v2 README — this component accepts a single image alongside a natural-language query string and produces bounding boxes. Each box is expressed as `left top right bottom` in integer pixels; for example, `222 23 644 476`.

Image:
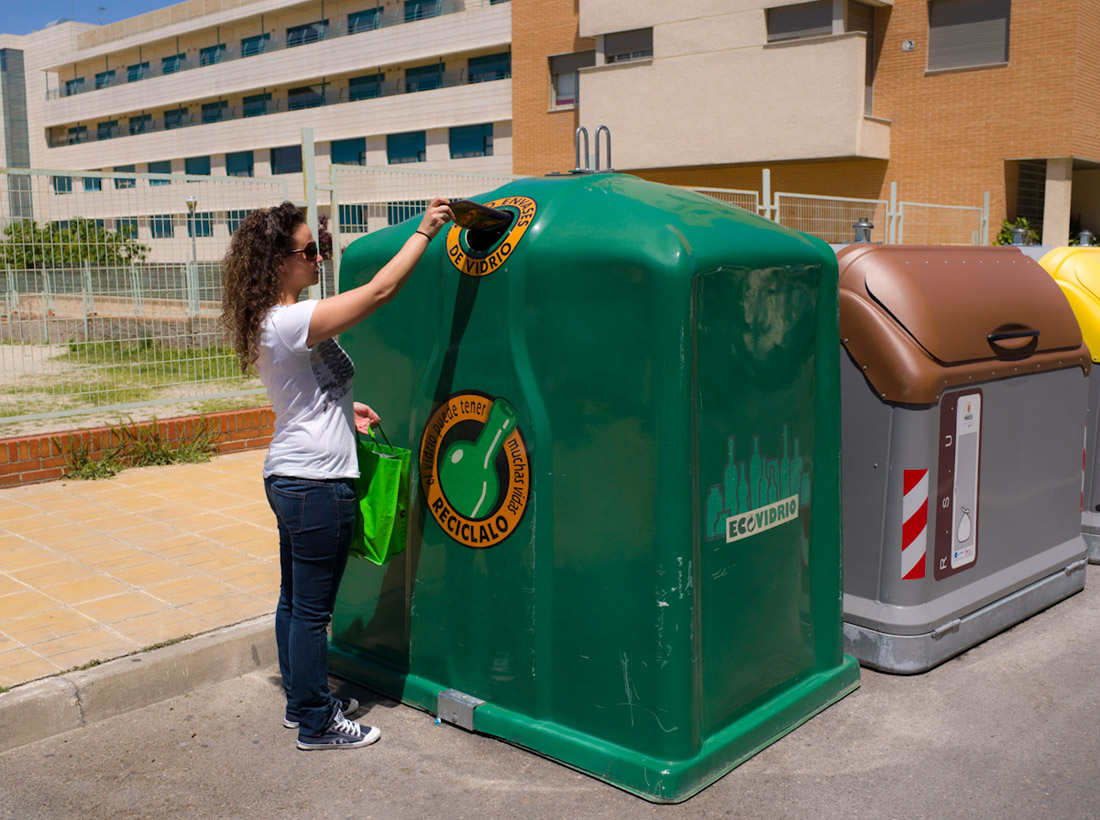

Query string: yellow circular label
419 391 531 549
445 196 537 277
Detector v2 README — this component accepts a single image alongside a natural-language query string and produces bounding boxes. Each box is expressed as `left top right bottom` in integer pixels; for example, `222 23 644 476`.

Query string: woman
221 198 453 750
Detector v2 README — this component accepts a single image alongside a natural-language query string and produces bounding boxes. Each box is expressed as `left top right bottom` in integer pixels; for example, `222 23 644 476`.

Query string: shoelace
332 712 363 738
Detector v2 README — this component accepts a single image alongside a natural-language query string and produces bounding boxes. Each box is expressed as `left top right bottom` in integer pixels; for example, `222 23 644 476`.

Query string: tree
0 218 150 269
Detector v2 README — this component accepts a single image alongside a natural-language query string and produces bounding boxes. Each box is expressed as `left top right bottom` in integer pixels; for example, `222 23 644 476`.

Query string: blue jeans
264 475 356 736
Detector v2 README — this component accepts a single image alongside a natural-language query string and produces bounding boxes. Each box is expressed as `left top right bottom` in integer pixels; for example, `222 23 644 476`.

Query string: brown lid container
837 245 1090 405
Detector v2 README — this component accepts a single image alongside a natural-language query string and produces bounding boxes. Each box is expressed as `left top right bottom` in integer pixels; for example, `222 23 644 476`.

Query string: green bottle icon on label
439 398 517 519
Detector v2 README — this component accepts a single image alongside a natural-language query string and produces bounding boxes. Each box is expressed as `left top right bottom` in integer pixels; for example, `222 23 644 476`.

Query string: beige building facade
514 0 1100 246
0 0 513 246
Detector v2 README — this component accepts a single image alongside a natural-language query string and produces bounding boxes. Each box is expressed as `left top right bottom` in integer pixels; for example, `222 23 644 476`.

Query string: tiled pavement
0 450 277 690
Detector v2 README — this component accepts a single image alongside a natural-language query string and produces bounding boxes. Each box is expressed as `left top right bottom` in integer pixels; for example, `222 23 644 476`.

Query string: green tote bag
351 423 410 565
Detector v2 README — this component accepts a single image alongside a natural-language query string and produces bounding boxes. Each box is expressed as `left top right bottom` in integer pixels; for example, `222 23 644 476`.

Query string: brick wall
511 0 594 176
0 406 275 487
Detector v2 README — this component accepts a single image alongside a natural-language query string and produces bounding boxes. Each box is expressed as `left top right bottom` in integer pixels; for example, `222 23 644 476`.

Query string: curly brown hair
220 201 305 373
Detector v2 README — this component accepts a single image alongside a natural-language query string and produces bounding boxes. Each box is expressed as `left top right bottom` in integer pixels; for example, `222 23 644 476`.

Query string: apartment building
513 0 1100 246
0 0 512 252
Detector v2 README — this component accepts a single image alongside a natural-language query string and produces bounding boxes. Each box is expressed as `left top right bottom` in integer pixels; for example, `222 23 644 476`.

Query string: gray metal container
838 245 1091 674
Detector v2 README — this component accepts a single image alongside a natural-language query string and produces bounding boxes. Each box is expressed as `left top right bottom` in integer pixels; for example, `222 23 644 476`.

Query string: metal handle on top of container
595 125 613 172
574 127 590 174
987 328 1039 356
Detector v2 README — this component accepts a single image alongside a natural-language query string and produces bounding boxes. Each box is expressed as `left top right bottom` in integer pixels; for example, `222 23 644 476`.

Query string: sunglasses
282 241 318 258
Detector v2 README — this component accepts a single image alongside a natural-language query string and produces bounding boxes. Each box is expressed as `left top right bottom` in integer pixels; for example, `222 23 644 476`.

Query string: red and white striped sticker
902 468 928 580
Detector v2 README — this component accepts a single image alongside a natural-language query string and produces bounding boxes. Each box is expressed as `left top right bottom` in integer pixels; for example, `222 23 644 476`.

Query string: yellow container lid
1039 246 1100 362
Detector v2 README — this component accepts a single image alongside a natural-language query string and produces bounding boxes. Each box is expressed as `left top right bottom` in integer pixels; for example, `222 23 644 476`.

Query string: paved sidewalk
0 450 276 690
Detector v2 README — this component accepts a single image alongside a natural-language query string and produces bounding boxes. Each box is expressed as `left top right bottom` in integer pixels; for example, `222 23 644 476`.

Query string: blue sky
2 1 182 36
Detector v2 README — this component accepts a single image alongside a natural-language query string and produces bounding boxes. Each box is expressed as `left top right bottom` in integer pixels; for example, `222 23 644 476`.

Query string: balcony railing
47 70 509 148
47 0 509 100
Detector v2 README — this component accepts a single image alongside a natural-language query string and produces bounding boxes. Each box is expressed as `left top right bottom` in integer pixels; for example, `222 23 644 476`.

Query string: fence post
885 182 896 244
5 269 17 316
130 264 144 317
760 168 773 221
330 164 343 295
981 191 990 245
301 127 322 300
82 260 94 341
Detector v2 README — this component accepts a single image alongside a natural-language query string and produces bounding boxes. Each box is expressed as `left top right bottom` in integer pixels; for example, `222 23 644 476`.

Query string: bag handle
365 421 397 453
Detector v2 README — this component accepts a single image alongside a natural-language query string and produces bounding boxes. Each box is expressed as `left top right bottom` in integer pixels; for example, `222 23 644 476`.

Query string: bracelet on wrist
414 230 432 241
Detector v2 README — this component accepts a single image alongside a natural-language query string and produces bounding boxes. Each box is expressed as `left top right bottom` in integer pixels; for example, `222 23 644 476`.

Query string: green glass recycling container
329 173 859 802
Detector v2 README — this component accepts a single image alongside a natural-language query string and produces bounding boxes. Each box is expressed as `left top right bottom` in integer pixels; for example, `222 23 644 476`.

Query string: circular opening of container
461 210 516 255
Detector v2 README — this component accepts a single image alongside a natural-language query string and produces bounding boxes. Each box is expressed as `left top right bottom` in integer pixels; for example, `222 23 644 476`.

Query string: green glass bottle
724 436 739 515
439 398 518 519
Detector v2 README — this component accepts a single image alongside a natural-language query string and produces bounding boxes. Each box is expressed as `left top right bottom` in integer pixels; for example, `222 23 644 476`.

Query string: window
241 33 270 56
387 131 426 164
928 0 1010 71
83 176 102 192
405 0 439 22
114 165 136 189
244 93 271 118
387 200 429 224
287 20 328 47
202 101 227 124
467 51 510 83
227 209 250 234
449 123 493 158
129 114 152 135
605 28 653 63
164 107 188 130
339 204 368 231
151 214 174 238
148 160 172 185
349 72 384 100
405 63 443 92
226 151 254 177
53 176 72 194
64 77 85 96
185 156 211 176
188 212 214 237
289 84 326 110
549 50 594 107
200 44 226 66
95 70 115 89
331 138 366 166
348 9 380 33
161 53 185 75
766 1 832 41
66 125 87 145
96 120 118 141
271 145 303 175
127 62 149 82
116 217 139 238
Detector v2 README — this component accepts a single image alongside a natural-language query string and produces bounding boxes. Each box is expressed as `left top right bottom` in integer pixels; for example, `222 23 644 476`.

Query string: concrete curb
0 614 277 754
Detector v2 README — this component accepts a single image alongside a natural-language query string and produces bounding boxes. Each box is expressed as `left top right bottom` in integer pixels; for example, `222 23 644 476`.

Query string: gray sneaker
296 704 380 751
284 696 359 729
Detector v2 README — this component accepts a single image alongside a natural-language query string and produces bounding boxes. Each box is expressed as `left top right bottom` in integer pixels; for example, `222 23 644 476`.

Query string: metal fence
773 192 893 245
897 201 987 246
687 186 760 214
0 167 288 427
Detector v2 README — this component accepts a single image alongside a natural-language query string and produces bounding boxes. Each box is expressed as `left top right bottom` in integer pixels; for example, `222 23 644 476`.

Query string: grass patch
62 339 242 384
0 685 9 694
53 415 220 480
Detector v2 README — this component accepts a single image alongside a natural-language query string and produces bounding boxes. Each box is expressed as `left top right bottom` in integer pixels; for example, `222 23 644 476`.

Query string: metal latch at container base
437 688 485 731
930 619 962 640
1065 558 1087 577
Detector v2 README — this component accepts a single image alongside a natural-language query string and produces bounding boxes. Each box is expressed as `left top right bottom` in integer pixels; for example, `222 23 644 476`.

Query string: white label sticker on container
951 394 981 569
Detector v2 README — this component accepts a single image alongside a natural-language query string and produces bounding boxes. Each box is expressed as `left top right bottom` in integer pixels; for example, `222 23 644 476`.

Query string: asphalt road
3 568 1099 820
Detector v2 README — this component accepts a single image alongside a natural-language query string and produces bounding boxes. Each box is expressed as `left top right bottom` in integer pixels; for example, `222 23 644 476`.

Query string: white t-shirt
257 300 359 479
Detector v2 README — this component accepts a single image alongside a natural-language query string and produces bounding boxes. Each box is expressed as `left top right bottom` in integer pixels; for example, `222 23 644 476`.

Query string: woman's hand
417 198 455 239
353 402 381 434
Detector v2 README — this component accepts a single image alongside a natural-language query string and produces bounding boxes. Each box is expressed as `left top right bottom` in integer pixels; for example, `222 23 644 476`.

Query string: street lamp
185 196 198 317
